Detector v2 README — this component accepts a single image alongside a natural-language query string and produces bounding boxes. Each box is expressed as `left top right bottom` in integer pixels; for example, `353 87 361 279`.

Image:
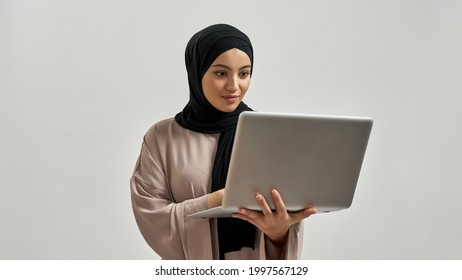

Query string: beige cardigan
130 118 304 259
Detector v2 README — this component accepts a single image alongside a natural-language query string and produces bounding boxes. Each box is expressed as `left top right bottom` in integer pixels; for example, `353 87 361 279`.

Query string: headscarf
175 23 255 259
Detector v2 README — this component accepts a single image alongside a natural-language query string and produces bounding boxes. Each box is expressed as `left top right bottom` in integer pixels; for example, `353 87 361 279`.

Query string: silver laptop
189 111 373 218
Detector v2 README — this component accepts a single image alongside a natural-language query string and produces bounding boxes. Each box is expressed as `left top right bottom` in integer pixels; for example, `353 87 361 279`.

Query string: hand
207 189 225 209
232 189 317 245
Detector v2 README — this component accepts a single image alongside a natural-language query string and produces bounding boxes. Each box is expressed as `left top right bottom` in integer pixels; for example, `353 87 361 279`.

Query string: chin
223 105 240 113
213 103 239 113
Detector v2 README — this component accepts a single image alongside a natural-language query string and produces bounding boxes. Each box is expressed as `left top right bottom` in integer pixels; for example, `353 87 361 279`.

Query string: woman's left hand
232 189 317 245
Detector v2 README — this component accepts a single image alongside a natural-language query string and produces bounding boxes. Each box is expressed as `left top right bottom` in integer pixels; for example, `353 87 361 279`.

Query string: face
201 48 252 113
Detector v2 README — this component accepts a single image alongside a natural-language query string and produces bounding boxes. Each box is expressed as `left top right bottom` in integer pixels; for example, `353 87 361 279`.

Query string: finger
232 213 256 226
271 189 287 213
255 194 273 216
290 207 317 222
232 212 250 222
239 208 262 220
232 209 259 226
307 207 317 215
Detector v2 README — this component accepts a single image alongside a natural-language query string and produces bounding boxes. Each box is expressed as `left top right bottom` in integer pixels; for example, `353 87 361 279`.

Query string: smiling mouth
222 95 240 103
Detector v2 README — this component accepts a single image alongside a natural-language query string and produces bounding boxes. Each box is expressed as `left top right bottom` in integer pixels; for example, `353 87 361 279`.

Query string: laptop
189 111 373 218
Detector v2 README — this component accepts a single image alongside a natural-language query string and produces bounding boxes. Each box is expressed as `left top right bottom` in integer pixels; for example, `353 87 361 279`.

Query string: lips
222 95 240 103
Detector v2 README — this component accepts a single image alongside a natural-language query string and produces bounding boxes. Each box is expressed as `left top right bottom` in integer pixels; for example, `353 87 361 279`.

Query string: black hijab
175 24 255 259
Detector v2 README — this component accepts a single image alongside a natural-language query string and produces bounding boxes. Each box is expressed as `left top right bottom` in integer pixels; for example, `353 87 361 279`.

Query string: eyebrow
210 64 252 70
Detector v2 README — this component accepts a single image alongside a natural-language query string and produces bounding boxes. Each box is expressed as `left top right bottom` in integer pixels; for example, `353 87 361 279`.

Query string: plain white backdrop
1 0 461 259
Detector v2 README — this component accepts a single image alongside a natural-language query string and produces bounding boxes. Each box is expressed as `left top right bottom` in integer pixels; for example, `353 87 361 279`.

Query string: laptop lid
220 111 373 213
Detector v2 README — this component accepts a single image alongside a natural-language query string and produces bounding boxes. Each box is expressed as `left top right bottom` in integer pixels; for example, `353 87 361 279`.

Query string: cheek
240 79 251 94
203 79 223 96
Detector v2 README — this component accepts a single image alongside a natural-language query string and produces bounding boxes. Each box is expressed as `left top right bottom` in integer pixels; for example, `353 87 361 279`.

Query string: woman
130 23 316 260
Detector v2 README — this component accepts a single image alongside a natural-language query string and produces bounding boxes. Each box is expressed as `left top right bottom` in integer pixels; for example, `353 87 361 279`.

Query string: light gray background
1 0 461 259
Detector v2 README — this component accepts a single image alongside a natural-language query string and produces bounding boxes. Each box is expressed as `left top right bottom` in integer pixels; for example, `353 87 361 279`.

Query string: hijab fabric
175 24 255 259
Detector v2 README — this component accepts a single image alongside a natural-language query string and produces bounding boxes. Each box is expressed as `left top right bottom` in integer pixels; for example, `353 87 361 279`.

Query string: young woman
130 23 316 260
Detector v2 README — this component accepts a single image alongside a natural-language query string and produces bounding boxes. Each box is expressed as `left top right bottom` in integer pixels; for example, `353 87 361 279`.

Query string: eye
239 71 250 78
215 71 226 77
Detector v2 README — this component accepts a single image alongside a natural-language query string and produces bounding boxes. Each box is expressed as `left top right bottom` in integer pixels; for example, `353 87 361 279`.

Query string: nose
225 75 239 92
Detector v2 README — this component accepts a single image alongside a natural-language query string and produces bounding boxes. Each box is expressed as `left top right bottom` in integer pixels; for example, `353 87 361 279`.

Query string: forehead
211 48 251 66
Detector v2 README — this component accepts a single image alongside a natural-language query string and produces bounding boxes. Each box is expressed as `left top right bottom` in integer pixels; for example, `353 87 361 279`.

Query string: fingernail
256 195 263 201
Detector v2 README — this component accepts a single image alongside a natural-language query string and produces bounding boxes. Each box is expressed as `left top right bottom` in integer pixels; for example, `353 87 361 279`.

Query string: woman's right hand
207 189 225 209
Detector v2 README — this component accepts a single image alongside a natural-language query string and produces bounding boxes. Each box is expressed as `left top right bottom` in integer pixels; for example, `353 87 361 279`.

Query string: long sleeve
130 119 218 259
261 221 304 260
